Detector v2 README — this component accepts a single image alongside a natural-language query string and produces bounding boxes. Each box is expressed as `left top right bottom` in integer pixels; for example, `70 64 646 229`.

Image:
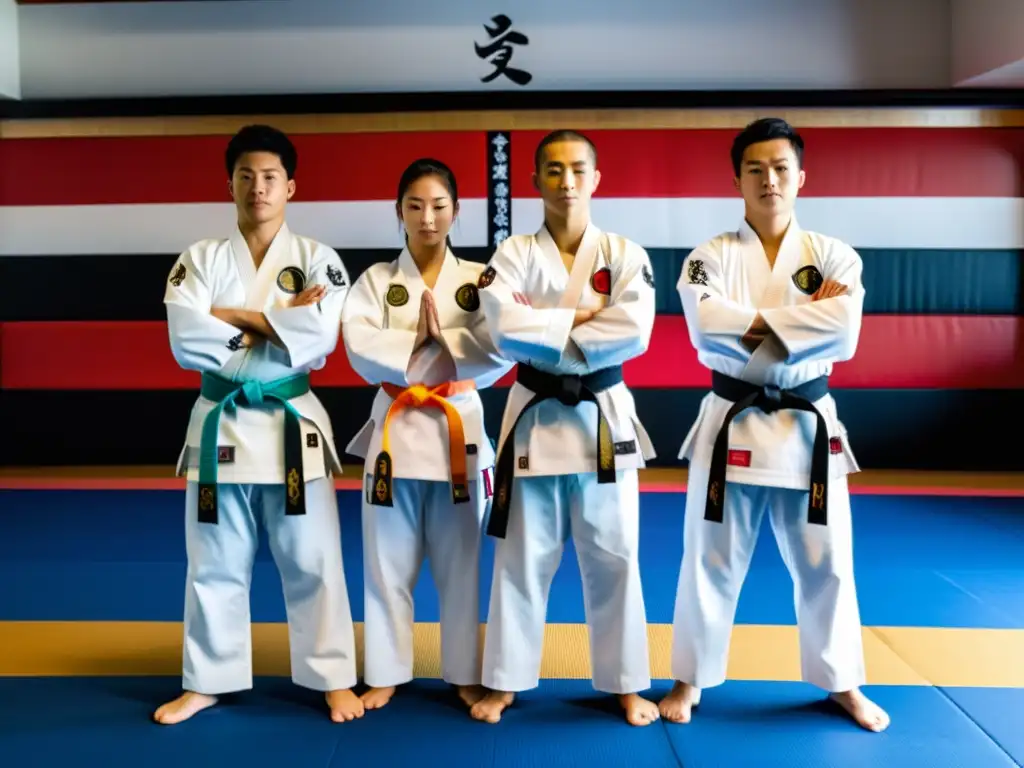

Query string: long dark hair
396 158 459 252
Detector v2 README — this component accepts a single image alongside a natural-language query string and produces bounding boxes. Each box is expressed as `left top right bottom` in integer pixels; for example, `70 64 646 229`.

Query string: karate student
660 117 890 733
341 158 512 711
155 124 362 725
470 130 660 727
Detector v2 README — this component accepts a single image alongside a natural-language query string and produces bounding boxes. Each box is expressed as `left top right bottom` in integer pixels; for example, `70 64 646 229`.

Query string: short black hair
225 124 298 179
730 117 804 176
534 129 598 172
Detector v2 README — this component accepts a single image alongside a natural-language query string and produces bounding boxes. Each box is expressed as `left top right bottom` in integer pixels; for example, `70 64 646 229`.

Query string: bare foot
457 684 487 708
326 689 365 722
659 681 701 724
619 692 660 726
830 688 890 732
153 691 218 725
359 686 395 711
469 690 515 723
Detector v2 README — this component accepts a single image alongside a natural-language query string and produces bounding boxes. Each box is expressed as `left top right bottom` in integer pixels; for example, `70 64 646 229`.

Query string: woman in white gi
342 158 513 711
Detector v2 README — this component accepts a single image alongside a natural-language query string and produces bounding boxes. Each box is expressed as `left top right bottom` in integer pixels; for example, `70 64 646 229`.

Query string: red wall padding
3 128 1023 206
3 315 1021 391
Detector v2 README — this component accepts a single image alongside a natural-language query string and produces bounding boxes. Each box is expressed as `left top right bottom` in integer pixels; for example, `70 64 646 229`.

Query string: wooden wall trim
5 107 1024 139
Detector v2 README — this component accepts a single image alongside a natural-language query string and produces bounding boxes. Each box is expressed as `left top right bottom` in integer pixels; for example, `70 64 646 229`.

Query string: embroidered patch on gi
614 440 636 455
792 265 824 295
217 446 235 463
466 444 478 455
829 436 843 454
478 265 497 288
386 283 409 307
168 262 186 287
591 267 612 295
687 259 709 286
518 456 529 470
455 282 480 312
277 266 306 294
326 264 346 287
642 264 655 289
727 449 751 467
227 332 244 351
306 433 319 448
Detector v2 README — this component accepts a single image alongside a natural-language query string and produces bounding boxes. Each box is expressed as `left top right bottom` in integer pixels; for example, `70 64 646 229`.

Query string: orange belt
370 380 477 506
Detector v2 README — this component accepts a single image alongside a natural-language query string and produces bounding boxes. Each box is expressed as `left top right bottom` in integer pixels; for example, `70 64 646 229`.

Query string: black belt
705 371 831 526
486 364 623 539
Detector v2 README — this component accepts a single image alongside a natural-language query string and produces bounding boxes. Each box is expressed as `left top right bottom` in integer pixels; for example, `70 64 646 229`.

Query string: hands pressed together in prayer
414 289 443 351
411 289 457 381
741 277 848 353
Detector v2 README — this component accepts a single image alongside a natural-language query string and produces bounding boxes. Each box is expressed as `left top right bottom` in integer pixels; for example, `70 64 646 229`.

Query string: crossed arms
677 239 865 366
164 244 350 373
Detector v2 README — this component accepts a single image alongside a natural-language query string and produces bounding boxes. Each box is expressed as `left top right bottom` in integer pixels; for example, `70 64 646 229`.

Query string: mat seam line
658 718 686 768
323 732 344 768
932 685 1023 768
869 626 1023 768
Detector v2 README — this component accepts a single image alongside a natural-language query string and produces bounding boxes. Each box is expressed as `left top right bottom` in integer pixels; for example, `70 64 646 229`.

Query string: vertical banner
487 131 511 248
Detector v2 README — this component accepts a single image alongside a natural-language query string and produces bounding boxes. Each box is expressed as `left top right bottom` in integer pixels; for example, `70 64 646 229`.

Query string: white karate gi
164 222 358 696
672 216 867 693
477 222 657 695
342 247 513 689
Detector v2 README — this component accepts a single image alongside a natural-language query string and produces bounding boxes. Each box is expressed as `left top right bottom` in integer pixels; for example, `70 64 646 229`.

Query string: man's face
734 138 805 217
532 139 601 216
229 151 295 224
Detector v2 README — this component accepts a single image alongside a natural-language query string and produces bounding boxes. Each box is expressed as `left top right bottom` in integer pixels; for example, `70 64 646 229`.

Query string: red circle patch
591 267 611 295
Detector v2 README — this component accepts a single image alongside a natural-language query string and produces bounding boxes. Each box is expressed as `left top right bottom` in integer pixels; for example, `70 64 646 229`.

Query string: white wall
0 0 19 99
15 0 953 99
951 0 1024 85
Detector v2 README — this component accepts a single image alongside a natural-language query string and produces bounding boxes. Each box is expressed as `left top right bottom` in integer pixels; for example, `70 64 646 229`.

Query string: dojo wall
1 110 1023 470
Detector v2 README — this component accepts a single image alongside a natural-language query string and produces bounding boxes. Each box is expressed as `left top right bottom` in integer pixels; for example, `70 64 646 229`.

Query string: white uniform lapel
386 247 423 327
433 247 471 323
756 216 806 311
739 216 806 383
230 222 295 312
535 222 602 311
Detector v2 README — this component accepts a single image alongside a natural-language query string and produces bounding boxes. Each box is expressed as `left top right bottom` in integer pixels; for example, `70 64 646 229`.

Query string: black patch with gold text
169 263 186 287
371 451 394 506
277 266 306 294
306 433 319 448
386 283 409 307
642 264 655 289
455 282 480 312
614 440 636 455
478 265 497 288
687 259 709 286
792 265 824 295
326 264 346 287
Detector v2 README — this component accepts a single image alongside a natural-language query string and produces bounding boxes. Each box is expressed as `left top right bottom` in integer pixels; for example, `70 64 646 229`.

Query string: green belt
197 371 311 524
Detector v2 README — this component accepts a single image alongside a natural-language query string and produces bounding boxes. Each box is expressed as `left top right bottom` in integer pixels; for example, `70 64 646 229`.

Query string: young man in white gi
660 117 890 733
470 130 661 727
154 124 362 725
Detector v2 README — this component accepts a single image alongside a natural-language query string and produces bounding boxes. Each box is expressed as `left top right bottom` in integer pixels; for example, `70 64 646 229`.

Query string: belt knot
241 380 265 405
